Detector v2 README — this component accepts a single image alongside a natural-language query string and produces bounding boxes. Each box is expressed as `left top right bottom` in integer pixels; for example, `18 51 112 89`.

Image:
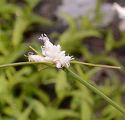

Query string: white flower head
29 34 73 68
113 3 125 31
113 3 125 19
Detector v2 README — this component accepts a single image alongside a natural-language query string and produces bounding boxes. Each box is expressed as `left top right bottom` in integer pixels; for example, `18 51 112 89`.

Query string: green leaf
55 70 70 99
31 99 47 119
46 107 78 120
105 30 115 52
17 106 32 120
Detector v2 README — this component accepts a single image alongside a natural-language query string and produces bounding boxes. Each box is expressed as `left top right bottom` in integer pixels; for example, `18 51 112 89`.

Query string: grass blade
0 62 53 68
71 61 121 69
67 68 125 115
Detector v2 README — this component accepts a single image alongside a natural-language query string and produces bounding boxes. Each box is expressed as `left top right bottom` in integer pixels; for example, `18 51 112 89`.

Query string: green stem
71 61 121 69
0 62 53 68
67 68 125 115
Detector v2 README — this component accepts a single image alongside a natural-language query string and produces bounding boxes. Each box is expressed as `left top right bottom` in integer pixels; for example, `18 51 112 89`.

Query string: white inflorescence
113 3 125 19
113 3 125 31
28 34 73 68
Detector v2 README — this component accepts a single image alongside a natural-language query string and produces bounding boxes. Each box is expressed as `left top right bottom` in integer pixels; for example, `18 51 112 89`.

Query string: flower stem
0 62 53 68
71 61 121 69
67 68 125 115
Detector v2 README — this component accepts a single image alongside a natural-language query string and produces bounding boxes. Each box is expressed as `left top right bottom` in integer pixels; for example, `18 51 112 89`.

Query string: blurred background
0 0 125 119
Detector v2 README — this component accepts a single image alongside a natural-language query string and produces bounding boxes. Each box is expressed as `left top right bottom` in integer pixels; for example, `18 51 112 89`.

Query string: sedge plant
0 34 125 116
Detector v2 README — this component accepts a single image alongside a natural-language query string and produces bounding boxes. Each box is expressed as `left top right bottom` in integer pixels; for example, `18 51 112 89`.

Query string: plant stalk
71 61 121 69
0 62 53 68
67 68 125 115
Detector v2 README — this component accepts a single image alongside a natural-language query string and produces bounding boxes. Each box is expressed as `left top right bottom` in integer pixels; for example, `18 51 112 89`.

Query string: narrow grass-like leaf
67 68 125 115
29 46 43 56
71 61 121 70
0 62 54 68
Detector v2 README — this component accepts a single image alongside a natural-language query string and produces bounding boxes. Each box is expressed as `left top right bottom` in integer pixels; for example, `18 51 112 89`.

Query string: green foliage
59 15 101 53
0 0 125 120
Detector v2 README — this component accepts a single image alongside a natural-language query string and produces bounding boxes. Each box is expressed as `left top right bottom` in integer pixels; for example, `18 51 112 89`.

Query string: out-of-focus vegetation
0 0 125 120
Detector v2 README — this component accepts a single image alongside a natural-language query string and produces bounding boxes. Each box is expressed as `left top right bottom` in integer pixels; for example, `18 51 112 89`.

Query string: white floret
28 55 45 62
